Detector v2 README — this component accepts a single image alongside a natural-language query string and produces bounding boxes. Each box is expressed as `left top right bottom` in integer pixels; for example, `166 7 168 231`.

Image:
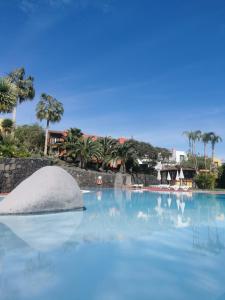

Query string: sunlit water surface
0 189 225 300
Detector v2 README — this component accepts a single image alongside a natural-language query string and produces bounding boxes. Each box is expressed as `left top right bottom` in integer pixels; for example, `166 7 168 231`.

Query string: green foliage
98 137 118 170
0 143 16 157
0 135 30 158
209 132 222 160
62 135 171 173
155 147 171 161
14 124 45 154
183 130 222 171
1 118 14 134
128 139 157 159
36 93 64 125
111 141 138 173
65 128 83 143
36 93 64 155
181 155 211 170
0 78 17 113
66 137 102 169
201 132 212 145
194 173 216 190
7 67 35 104
217 164 225 189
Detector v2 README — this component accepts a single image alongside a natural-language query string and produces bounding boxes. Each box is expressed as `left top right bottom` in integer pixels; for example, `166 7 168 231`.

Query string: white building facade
170 149 188 164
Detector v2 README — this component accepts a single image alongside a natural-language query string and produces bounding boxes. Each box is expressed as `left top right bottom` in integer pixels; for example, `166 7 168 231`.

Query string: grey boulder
0 166 83 215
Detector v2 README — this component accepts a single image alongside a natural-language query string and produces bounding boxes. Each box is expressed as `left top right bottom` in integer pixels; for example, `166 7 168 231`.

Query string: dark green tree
14 124 45 154
65 128 83 143
1 118 14 135
99 137 118 170
66 137 102 169
112 141 138 173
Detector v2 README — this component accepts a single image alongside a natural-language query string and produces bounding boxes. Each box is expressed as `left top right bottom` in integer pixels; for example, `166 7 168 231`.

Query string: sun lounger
131 184 144 189
179 185 191 191
158 184 170 189
170 185 180 191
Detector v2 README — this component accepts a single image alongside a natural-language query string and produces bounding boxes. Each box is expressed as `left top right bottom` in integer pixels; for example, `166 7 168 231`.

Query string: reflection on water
0 189 225 300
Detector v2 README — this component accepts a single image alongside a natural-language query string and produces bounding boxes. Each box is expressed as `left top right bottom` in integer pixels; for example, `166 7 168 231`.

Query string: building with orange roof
47 129 129 157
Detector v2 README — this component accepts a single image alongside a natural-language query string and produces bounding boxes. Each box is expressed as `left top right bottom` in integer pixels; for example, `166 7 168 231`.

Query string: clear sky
0 0 225 158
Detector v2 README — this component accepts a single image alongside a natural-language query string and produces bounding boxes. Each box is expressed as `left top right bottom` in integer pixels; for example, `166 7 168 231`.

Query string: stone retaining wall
0 158 131 192
131 173 158 186
62 166 131 188
0 158 158 192
0 158 52 193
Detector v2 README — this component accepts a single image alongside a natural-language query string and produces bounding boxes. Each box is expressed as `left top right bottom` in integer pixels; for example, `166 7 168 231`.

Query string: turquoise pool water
0 189 225 300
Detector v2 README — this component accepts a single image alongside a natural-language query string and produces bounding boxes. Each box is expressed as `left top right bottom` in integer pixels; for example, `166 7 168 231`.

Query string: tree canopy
0 78 17 113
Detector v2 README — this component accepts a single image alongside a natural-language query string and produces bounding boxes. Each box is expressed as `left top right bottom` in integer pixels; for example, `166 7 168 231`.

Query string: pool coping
1 188 225 197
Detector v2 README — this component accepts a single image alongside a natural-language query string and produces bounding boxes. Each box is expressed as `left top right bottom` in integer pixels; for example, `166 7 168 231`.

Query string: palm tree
111 142 138 173
66 137 102 169
65 128 83 143
0 78 17 113
7 67 35 123
192 130 201 155
209 132 222 165
99 137 118 170
201 132 211 169
191 130 201 170
183 131 194 154
36 93 64 155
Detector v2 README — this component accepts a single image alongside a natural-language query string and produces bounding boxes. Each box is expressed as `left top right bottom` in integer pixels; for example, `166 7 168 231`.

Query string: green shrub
194 173 216 190
181 155 211 170
217 164 225 189
1 118 14 134
14 124 45 154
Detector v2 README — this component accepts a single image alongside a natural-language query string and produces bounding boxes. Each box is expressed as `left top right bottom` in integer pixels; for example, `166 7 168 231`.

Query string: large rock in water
0 166 83 215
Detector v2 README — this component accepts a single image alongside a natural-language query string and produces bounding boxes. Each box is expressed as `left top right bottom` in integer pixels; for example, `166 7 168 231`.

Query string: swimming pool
0 189 225 300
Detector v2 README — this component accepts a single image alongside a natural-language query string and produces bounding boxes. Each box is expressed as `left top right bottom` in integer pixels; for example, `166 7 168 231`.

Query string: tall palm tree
192 130 201 156
67 137 102 169
7 67 35 123
191 130 202 170
209 132 222 164
201 132 211 169
0 78 17 113
36 93 64 155
183 131 194 154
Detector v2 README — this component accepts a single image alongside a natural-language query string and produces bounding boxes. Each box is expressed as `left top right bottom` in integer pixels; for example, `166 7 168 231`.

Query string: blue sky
0 0 225 158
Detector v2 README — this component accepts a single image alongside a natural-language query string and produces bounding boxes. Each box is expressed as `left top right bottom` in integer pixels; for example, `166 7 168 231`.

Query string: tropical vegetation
1 118 14 135
0 66 224 182
14 124 45 154
183 130 222 171
7 67 35 123
0 78 17 113
194 173 216 190
36 93 64 155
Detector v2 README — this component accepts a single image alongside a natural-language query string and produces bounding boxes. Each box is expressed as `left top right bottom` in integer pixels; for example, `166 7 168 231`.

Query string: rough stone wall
131 173 158 186
0 158 131 192
0 158 52 193
61 166 130 188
